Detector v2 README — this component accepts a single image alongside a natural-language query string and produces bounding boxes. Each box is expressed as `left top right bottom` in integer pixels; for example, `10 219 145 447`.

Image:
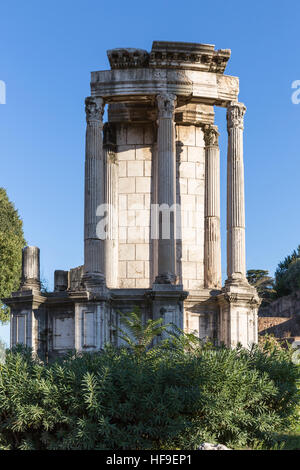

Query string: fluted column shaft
155 93 177 284
21 246 40 290
204 125 222 289
104 140 118 288
226 102 247 281
83 96 105 285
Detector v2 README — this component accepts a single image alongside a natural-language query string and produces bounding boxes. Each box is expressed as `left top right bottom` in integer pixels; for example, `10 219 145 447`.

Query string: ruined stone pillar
21 246 40 291
203 125 222 289
155 93 177 284
226 102 247 284
83 96 106 289
54 270 68 292
8 245 43 352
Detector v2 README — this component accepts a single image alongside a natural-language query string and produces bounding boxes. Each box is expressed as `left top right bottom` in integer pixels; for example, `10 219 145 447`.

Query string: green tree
274 245 300 297
247 269 276 305
279 259 300 294
0 188 26 323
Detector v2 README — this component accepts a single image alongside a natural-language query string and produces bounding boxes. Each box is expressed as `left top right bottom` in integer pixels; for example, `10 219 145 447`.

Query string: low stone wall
258 290 300 338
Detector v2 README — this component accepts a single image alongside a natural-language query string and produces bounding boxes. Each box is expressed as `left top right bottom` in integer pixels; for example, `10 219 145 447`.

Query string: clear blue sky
1 0 300 344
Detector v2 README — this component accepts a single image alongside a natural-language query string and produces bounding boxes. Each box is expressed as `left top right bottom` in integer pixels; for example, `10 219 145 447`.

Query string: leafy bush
274 245 300 297
118 306 169 356
281 259 300 294
0 335 299 450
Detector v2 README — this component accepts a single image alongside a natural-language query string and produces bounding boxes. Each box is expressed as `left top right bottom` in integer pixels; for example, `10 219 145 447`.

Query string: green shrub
274 245 300 297
0 336 299 450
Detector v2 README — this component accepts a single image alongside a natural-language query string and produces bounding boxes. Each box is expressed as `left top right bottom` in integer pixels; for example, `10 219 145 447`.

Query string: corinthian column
226 102 247 283
203 125 222 289
155 93 177 284
83 96 106 288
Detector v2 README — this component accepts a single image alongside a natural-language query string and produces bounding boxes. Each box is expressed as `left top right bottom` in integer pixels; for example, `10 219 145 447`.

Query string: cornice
107 42 231 74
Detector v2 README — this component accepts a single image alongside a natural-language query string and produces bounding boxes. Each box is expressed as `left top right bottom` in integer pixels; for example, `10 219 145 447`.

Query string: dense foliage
247 244 300 302
274 245 300 297
118 307 169 355
0 188 26 322
0 335 299 450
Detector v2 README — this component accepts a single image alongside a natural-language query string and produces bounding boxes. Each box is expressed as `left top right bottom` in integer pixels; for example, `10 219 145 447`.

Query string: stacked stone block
117 124 153 288
176 125 205 290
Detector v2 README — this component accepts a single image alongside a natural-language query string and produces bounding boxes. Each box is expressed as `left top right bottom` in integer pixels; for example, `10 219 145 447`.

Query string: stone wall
117 123 154 288
176 124 205 290
115 122 205 291
258 290 300 338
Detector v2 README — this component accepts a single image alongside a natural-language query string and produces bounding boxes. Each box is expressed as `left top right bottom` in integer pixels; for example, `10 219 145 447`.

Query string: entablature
90 68 239 107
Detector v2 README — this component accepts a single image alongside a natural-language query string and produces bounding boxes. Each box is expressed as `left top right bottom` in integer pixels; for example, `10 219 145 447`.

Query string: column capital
227 101 246 131
156 93 177 118
203 124 219 147
85 96 104 123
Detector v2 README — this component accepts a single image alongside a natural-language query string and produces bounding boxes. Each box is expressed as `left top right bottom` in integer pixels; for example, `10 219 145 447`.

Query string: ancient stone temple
5 41 260 359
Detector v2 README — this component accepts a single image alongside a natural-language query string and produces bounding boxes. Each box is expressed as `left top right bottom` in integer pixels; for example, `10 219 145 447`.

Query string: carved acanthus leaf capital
203 124 219 147
85 97 104 123
227 102 246 131
157 93 177 118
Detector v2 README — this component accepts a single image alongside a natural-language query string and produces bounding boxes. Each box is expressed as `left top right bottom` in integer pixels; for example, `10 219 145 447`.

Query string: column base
154 272 177 285
82 273 106 295
225 273 250 288
218 281 261 348
20 279 41 292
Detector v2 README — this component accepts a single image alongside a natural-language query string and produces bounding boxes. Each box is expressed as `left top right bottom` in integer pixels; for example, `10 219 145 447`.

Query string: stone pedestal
9 296 45 354
151 284 188 337
6 246 45 354
218 284 260 348
75 299 110 352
